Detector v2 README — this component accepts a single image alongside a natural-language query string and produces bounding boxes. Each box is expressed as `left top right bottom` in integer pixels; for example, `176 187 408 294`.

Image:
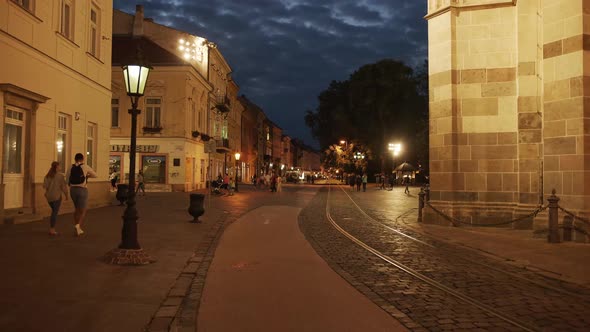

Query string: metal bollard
418 187 425 223
547 189 560 243
563 215 573 242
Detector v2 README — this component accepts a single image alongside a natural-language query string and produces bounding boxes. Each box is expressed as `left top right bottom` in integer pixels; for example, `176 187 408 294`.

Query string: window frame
12 0 34 12
60 0 75 41
86 122 97 169
111 98 119 128
145 97 162 129
88 3 100 57
56 113 70 169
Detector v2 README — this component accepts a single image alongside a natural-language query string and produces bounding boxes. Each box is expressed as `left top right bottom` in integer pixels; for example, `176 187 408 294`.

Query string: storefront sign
110 145 159 153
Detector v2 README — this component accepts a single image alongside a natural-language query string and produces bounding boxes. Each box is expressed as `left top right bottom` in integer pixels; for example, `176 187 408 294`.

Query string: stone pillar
542 0 590 213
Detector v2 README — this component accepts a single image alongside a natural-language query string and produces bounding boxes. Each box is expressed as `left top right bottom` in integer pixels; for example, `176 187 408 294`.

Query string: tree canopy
305 59 428 174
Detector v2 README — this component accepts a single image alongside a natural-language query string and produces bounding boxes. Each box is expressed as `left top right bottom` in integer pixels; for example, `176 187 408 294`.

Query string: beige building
425 0 589 224
111 6 240 191
1 0 113 221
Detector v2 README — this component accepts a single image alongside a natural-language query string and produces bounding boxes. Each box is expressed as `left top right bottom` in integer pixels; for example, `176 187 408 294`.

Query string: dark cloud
114 0 427 147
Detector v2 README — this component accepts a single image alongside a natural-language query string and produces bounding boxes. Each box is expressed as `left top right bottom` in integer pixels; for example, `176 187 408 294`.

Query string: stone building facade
111 6 238 191
425 0 589 224
0 0 113 221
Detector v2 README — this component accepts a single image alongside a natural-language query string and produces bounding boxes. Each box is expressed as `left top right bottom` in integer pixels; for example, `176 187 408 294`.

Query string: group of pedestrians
376 173 411 194
42 152 150 236
252 173 283 193
348 173 368 192
42 153 97 236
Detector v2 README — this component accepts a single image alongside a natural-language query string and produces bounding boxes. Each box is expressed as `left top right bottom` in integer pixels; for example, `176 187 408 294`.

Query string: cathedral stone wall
425 0 589 225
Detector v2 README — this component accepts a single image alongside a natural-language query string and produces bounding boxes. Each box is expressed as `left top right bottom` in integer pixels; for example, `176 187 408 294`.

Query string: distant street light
105 58 153 265
234 152 241 192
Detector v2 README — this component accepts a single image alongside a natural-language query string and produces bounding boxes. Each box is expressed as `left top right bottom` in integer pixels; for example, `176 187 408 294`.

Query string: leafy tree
306 59 428 174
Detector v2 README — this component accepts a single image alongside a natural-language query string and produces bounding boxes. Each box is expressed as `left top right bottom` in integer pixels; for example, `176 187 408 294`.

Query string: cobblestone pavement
299 186 590 332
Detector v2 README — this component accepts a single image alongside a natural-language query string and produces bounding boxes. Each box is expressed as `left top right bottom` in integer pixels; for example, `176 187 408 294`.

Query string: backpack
69 164 86 185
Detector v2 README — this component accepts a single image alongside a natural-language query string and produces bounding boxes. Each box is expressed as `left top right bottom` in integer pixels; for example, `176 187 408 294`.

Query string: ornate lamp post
104 61 153 265
234 152 241 192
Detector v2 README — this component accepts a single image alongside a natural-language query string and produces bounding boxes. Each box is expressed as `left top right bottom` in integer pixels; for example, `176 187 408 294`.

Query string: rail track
324 184 590 331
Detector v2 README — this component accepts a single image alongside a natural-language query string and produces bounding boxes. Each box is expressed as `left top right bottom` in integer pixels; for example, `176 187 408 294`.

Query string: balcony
213 93 231 113
215 138 230 153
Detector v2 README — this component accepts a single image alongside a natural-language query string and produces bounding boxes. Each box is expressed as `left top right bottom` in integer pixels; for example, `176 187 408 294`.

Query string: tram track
324 184 590 331
337 184 590 302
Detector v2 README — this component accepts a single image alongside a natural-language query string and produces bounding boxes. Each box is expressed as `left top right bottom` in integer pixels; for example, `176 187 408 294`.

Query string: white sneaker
75 226 84 236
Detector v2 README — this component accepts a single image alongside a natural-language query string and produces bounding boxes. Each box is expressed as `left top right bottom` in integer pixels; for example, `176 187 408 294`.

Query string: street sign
204 140 216 153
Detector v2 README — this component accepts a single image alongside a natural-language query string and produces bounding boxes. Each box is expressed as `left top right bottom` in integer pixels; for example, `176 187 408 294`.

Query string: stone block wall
425 0 590 224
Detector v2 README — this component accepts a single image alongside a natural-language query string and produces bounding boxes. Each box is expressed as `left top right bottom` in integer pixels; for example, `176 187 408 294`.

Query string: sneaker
75 226 84 236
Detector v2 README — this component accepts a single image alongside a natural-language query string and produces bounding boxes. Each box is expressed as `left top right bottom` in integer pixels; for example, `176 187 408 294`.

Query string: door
3 108 25 209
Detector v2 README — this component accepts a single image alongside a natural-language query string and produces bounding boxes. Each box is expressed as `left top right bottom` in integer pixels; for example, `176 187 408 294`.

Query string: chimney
132 5 144 36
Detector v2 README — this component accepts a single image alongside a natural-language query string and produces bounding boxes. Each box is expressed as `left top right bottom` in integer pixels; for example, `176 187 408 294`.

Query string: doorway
3 107 26 209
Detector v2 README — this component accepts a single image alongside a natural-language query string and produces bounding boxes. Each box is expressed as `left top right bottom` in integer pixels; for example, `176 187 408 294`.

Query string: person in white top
66 153 98 236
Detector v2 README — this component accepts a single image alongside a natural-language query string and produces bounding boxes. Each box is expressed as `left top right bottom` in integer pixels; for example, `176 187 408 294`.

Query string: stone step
4 213 43 224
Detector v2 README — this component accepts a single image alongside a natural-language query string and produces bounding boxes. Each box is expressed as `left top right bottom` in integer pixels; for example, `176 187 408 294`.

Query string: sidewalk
0 191 225 332
197 205 406 332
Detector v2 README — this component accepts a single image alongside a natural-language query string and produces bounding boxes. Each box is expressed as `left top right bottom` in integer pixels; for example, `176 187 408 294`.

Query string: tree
305 59 429 174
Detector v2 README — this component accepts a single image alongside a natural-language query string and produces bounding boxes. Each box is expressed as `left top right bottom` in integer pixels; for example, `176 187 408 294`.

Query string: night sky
113 1 428 148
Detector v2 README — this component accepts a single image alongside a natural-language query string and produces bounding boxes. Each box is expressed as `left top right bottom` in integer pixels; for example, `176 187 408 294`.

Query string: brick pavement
299 186 590 331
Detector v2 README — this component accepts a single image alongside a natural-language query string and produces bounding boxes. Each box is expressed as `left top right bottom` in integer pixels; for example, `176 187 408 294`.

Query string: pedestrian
355 174 362 192
362 173 367 192
222 173 230 195
109 170 118 192
276 175 283 193
43 161 68 236
136 170 146 196
380 174 385 190
66 153 97 236
349 174 355 191
271 173 278 192
404 177 410 195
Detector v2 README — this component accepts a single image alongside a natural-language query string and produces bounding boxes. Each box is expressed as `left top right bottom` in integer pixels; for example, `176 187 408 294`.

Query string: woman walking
43 162 68 235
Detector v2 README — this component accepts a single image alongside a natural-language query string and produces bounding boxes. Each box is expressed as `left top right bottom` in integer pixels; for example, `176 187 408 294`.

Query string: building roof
112 35 185 67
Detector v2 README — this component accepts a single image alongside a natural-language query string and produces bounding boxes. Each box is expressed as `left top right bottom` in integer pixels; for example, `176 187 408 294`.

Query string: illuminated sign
110 145 159 153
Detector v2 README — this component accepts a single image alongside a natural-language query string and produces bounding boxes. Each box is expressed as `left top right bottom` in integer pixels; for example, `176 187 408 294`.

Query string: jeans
48 199 62 228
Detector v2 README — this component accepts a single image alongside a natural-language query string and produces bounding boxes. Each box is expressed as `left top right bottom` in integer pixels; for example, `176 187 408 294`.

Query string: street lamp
234 152 241 192
104 60 153 265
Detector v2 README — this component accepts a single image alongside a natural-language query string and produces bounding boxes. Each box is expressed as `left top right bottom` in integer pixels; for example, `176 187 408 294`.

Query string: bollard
188 193 205 223
563 215 573 242
418 187 425 223
116 184 129 206
547 189 560 243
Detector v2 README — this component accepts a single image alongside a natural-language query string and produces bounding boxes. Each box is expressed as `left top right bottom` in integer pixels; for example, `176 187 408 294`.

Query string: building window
145 98 161 128
57 113 69 168
111 98 119 128
4 108 25 174
191 101 197 132
13 0 34 12
86 123 97 169
61 0 75 40
89 5 100 57
200 159 205 182
198 108 202 131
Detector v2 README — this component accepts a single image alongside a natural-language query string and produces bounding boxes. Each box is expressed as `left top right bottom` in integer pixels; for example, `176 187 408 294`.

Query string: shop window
86 123 97 169
142 155 166 183
111 98 119 127
89 5 100 57
57 113 69 168
145 98 162 129
109 155 121 179
61 0 75 41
